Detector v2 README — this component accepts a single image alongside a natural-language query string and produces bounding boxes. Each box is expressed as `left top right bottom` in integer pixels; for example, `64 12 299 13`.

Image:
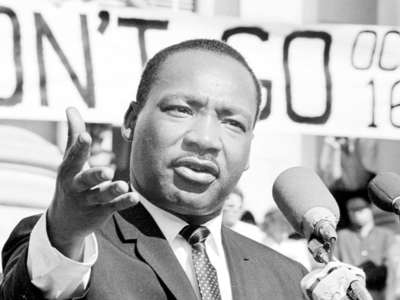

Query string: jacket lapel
114 204 197 300
222 227 256 300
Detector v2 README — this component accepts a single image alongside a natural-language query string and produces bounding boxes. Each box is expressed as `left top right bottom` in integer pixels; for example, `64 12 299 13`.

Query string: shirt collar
139 195 224 255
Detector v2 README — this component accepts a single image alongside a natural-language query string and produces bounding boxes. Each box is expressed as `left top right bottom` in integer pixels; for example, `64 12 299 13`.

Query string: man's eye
162 105 193 116
224 119 246 132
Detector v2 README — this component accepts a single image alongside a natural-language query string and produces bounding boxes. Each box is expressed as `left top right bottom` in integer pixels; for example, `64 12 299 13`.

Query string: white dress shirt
27 214 98 299
27 197 232 300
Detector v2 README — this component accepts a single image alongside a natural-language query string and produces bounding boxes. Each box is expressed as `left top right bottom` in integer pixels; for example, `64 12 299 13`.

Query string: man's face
222 192 243 228
129 49 257 223
346 197 373 228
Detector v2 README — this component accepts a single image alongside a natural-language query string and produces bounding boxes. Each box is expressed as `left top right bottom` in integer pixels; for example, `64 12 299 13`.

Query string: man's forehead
154 49 258 100
140 47 260 124
157 48 252 76
160 49 218 67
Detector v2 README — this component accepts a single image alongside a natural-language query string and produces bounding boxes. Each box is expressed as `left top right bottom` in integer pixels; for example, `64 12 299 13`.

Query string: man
335 193 393 300
221 188 264 243
261 209 315 271
1 39 364 300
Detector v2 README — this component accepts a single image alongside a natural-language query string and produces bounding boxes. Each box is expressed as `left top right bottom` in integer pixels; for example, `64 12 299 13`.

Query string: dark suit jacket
1 204 308 300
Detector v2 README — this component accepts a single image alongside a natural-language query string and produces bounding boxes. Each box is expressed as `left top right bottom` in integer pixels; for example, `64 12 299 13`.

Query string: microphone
273 167 371 300
272 167 339 251
368 172 400 215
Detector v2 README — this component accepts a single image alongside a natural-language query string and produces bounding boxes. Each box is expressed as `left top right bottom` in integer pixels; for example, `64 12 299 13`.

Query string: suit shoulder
2 214 42 268
1 214 46 299
6 214 42 241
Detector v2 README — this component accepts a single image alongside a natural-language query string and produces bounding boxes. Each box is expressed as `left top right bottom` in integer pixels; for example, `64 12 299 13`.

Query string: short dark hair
345 189 371 204
135 39 261 123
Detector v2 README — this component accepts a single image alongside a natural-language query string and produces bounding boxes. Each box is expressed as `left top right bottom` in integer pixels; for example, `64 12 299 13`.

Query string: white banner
1 1 400 139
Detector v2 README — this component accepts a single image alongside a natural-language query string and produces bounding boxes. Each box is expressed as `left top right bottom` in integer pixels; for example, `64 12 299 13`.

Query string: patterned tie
180 225 222 300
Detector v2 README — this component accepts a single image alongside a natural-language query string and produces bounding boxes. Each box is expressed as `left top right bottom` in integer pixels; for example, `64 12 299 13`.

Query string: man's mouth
172 156 219 185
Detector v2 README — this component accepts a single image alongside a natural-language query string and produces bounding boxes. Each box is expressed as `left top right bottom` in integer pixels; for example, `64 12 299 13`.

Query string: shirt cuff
27 212 98 299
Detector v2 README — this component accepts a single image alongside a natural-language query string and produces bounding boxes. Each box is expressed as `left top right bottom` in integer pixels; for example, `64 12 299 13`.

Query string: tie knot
180 225 210 246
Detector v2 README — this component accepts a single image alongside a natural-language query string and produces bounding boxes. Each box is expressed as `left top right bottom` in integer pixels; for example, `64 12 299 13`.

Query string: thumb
65 107 87 153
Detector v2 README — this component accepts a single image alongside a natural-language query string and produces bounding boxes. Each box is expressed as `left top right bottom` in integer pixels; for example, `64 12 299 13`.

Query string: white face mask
350 207 373 227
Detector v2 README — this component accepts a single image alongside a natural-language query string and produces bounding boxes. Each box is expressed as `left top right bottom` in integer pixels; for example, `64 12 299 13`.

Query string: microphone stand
307 222 372 300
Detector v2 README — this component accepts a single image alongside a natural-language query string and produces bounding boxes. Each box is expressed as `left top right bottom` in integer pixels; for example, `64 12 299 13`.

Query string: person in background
385 234 400 300
335 192 394 300
261 209 315 270
87 124 116 170
221 187 264 243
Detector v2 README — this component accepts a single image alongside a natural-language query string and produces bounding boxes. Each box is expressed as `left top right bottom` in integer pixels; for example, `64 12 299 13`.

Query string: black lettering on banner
0 6 23 106
118 18 168 66
390 80 400 128
98 10 110 34
221 26 269 42
221 26 271 120
379 30 400 71
351 30 377 70
34 13 95 107
367 79 377 128
283 31 332 124
259 80 272 120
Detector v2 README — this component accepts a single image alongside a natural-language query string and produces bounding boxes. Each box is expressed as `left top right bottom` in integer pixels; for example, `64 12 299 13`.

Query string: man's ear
121 101 141 141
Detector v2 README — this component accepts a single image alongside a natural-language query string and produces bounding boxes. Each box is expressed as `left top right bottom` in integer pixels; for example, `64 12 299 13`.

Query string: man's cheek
226 155 248 176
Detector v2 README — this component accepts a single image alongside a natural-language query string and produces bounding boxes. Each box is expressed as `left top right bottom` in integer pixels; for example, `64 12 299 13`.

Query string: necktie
180 225 222 300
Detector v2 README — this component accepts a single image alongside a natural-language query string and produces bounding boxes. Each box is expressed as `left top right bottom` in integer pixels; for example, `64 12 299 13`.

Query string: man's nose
182 114 222 154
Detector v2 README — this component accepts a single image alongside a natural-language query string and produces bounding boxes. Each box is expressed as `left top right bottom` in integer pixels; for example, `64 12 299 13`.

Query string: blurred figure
335 195 394 300
222 187 264 243
386 234 400 300
261 209 314 270
261 209 292 247
319 137 374 191
87 124 116 171
89 149 115 169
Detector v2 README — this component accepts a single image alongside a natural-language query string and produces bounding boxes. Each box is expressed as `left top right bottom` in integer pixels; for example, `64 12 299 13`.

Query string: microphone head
368 172 400 214
272 167 340 235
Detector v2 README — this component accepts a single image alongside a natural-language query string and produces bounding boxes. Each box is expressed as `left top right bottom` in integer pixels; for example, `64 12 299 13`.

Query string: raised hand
46 107 139 260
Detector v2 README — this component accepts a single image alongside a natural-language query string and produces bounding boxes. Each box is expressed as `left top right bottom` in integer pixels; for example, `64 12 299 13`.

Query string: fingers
60 132 92 178
85 181 140 211
72 167 114 192
66 107 87 151
86 181 130 205
105 192 140 211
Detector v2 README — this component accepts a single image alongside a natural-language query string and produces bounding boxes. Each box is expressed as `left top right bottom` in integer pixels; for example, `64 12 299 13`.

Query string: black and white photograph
1 0 400 299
